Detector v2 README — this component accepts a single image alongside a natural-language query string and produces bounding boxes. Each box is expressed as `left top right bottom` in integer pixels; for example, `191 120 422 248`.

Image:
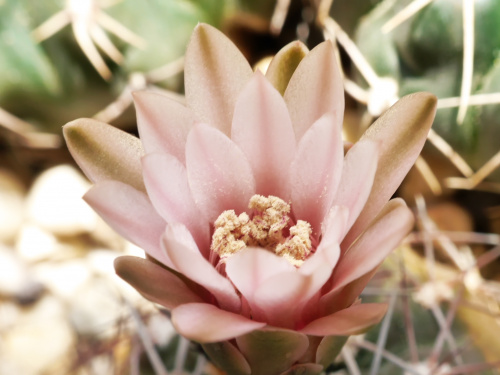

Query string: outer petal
171 303 265 343
134 91 195 163
63 119 144 192
332 140 378 238
280 364 323 375
142 153 209 252
162 230 241 313
186 124 256 223
232 72 296 199
284 40 344 140
236 328 309 375
290 113 343 234
300 303 388 336
332 198 414 292
316 336 348 368
83 181 167 265
114 256 203 309
184 23 253 136
321 269 376 315
202 341 251 375
266 41 309 96
345 93 437 245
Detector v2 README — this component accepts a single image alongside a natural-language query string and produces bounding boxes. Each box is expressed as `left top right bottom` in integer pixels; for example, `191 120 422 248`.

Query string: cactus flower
64 24 436 375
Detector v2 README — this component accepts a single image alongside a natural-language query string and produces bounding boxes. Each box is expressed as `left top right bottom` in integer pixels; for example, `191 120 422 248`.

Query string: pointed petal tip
114 255 144 280
300 303 388 336
62 117 93 138
396 91 437 129
172 303 266 343
266 40 309 95
114 256 204 310
185 20 252 136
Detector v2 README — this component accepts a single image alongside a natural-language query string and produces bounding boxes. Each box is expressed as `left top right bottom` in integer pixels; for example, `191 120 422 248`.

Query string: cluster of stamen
210 195 312 267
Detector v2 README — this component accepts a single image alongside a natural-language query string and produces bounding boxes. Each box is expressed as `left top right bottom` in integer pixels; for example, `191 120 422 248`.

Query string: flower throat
210 195 313 267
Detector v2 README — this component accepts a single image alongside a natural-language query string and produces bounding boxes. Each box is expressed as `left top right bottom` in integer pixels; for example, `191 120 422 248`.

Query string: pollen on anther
210 195 313 267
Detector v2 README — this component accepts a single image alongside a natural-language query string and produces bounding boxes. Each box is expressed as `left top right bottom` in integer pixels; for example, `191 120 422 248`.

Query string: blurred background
0 0 500 374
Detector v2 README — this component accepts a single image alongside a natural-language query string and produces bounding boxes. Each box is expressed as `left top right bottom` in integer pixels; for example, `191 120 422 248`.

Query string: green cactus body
355 0 500 180
0 0 231 132
0 0 60 99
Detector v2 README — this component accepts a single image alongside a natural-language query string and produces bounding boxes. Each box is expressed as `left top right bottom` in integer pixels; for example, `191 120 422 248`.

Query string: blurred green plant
354 0 500 180
0 0 234 133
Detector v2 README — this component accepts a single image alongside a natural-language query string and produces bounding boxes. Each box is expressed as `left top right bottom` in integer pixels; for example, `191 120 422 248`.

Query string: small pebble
25 165 97 236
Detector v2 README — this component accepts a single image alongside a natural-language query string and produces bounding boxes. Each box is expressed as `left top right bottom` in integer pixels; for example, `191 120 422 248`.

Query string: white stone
86 354 115 375
0 246 41 302
0 302 20 331
69 280 126 338
16 224 59 261
25 165 97 236
148 312 176 346
367 77 399 117
125 242 146 257
0 169 25 242
87 249 118 277
0 246 27 296
1 296 73 375
34 260 90 299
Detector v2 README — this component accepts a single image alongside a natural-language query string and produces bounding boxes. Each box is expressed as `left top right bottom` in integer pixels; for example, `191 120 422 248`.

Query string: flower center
210 195 312 267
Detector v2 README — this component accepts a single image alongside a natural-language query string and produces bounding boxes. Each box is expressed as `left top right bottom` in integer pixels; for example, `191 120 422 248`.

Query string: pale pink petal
290 113 343 234
236 328 309 375
186 124 256 223
319 205 349 248
253 271 310 328
142 153 210 252
300 303 388 336
299 242 340 280
83 181 167 265
226 247 296 319
345 93 436 245
63 119 145 192
332 198 414 292
133 91 195 163
332 140 378 240
114 256 203 309
251 245 339 329
171 303 265 343
266 41 309 96
184 23 253 136
231 72 296 199
162 232 241 313
163 222 199 254
284 40 344 140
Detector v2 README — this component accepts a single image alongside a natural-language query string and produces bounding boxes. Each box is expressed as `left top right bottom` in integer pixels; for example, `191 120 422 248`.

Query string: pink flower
64 24 436 375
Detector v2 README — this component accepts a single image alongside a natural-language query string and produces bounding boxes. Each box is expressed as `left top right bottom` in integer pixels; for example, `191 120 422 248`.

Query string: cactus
0 0 232 134
353 0 500 181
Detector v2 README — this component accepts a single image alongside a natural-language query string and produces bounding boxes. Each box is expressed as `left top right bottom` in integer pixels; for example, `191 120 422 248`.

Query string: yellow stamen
210 195 313 266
